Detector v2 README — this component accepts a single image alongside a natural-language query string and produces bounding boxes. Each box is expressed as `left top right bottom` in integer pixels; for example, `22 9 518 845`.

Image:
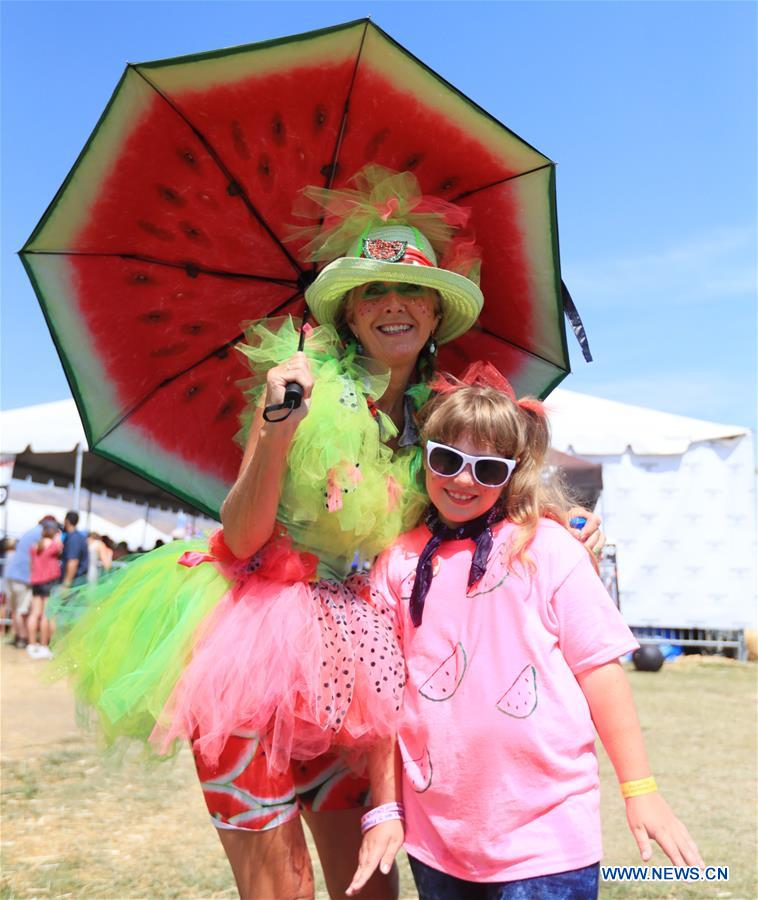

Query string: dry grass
1 652 755 899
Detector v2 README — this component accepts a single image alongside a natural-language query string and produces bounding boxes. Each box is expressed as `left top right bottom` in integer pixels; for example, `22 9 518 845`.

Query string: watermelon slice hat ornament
20 18 591 519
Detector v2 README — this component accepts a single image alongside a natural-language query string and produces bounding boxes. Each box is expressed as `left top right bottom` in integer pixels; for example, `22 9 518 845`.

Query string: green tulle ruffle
47 541 229 752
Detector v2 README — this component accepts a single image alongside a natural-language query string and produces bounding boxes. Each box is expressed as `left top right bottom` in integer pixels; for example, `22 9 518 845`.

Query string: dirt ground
1 642 81 760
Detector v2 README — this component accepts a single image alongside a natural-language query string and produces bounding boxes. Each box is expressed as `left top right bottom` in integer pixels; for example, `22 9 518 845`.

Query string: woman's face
345 282 441 369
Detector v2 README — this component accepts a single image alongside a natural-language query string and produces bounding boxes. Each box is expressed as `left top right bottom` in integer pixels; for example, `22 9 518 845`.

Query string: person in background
3 516 58 649
60 511 88 589
86 532 114 585
1 537 18 637
27 521 63 660
111 541 130 569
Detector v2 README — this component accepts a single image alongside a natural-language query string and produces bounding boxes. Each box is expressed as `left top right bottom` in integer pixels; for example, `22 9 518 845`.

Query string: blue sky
2 0 756 431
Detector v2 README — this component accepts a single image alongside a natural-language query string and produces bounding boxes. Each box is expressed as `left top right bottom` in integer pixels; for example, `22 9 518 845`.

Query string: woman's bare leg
302 808 399 900
216 816 315 900
39 599 51 646
26 595 42 646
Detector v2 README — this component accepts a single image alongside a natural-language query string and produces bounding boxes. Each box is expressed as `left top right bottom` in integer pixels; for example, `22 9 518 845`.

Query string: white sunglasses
425 441 517 488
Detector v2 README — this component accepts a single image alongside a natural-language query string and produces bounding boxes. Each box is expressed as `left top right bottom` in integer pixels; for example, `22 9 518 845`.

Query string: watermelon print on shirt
371 518 639 883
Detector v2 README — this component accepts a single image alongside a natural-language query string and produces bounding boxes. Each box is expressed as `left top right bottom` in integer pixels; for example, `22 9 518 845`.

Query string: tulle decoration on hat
288 165 481 282
439 236 482 286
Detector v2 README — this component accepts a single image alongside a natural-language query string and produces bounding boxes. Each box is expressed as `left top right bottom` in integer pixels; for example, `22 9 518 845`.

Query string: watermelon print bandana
409 505 506 627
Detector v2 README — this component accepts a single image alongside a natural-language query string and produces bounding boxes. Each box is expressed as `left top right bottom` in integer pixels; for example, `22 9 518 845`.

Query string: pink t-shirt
371 518 639 883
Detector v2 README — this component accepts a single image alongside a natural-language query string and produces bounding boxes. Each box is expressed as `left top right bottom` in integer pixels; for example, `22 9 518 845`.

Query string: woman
51 167 601 900
27 521 62 660
86 533 114 585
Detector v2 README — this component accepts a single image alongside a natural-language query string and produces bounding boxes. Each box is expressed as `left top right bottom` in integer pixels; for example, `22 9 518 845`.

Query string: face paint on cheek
406 298 435 317
356 300 376 317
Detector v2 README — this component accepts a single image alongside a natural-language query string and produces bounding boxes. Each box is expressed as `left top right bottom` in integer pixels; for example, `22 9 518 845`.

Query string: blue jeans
408 856 599 900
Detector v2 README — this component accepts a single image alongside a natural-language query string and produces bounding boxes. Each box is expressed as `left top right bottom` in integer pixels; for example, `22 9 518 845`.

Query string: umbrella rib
130 64 305 277
301 19 371 286
21 249 299 288
94 290 303 444
452 163 554 202
475 324 568 371
265 291 306 319
322 18 371 190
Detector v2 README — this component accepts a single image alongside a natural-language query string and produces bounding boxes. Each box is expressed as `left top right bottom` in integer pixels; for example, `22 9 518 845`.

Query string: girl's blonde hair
419 384 583 571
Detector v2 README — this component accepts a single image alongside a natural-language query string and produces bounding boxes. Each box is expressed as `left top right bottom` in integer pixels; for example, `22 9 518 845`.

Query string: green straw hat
305 224 484 345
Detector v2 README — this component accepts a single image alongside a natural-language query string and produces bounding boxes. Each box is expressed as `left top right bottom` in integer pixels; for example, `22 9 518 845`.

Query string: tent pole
72 444 84 513
1 488 8 541
141 503 150 549
86 490 93 531
0 455 14 539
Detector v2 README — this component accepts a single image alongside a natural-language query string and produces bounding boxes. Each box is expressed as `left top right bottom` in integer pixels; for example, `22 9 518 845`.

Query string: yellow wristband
620 776 658 799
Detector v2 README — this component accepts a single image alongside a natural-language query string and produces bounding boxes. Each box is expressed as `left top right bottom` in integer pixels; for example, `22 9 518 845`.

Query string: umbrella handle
262 308 309 422
262 383 303 422
283 381 304 406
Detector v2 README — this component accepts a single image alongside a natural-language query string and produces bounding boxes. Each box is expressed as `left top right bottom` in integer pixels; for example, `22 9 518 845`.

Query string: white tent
545 390 756 632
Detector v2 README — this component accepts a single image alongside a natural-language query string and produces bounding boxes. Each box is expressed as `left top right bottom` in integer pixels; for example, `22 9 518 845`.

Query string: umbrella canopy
21 18 583 518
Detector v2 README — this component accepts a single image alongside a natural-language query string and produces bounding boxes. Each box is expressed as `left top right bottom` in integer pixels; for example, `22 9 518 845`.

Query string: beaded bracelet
360 802 405 834
620 776 658 799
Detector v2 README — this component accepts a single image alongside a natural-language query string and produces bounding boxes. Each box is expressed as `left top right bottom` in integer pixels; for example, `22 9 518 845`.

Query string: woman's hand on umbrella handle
264 352 313 426
568 506 606 557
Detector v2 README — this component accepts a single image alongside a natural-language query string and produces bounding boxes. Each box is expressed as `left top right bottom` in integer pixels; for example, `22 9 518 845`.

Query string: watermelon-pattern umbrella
21 18 589 520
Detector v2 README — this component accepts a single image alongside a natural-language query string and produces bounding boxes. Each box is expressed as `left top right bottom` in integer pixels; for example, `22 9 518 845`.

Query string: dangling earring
427 337 437 356
349 331 364 355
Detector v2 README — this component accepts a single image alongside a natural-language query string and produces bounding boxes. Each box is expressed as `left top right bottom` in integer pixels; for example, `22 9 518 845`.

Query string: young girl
348 364 702 899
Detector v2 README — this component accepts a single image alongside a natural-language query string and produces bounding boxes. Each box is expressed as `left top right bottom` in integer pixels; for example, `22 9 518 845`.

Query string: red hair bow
429 361 545 417
429 361 516 399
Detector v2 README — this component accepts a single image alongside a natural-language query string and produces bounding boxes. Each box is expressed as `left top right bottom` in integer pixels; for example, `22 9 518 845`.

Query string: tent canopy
545 389 749 456
1 400 208 514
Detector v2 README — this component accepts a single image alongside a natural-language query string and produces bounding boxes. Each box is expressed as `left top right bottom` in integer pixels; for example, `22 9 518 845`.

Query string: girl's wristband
360 802 405 834
620 776 658 799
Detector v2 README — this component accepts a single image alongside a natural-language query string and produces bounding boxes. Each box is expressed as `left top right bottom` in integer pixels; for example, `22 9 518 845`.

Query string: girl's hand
568 506 606 557
264 351 313 427
625 793 704 867
346 820 404 896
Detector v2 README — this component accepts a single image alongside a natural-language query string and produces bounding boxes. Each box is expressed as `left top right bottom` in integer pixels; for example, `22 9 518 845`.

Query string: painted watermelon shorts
193 732 369 831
